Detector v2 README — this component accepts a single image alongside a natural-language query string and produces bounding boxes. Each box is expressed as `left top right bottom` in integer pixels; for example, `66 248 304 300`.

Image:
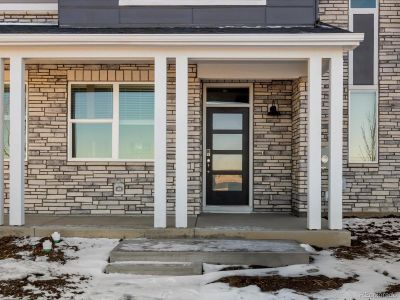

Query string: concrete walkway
0 214 349 247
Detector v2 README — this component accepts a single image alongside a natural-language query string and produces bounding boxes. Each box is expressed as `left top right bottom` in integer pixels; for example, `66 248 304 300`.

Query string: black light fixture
267 101 281 116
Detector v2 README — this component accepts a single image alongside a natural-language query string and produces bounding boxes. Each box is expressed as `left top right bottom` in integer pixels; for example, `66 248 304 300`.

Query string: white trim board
0 3 58 11
120 0 267 6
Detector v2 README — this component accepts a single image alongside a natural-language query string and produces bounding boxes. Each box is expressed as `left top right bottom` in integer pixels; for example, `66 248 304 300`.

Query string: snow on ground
0 218 399 300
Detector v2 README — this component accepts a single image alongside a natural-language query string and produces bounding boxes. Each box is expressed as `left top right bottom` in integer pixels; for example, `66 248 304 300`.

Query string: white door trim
202 82 253 213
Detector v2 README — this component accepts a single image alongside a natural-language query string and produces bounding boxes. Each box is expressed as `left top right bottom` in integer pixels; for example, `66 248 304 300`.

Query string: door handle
206 149 211 173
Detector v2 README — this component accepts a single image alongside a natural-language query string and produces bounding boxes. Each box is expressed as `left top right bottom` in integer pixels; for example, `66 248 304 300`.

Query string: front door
206 107 249 206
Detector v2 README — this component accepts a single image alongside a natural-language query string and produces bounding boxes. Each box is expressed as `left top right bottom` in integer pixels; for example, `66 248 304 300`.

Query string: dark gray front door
206 107 249 206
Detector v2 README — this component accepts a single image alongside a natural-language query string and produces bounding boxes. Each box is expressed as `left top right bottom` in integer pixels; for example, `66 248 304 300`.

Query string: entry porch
0 29 363 232
0 213 350 247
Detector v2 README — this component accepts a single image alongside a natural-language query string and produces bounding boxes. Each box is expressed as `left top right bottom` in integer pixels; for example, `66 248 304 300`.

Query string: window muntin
349 91 378 163
69 83 155 161
351 0 376 8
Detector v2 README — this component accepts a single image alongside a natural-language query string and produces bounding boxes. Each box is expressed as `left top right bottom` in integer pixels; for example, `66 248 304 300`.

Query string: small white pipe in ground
42 240 53 253
51 232 61 243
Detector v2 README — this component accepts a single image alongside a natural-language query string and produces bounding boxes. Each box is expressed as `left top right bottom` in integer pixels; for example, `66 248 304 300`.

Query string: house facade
0 0 397 230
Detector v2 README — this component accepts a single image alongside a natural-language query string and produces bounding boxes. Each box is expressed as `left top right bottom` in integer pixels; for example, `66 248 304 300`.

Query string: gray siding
59 0 318 28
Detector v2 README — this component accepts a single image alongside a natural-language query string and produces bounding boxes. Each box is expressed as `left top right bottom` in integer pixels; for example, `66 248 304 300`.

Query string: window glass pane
213 175 242 191
213 154 242 171
349 92 377 163
213 134 242 151
213 113 242 130
207 88 249 103
72 123 112 158
3 86 9 158
71 85 113 119
351 0 376 8
119 85 154 159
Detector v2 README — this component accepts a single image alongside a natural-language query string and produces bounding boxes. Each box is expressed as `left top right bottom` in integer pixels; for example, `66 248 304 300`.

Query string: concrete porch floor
0 214 350 247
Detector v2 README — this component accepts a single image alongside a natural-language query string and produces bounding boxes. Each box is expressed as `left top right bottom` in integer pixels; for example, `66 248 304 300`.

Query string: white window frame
3 82 29 161
68 82 155 162
120 0 267 6
348 0 379 164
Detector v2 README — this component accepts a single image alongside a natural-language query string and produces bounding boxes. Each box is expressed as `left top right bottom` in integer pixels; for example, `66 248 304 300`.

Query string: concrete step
108 239 309 275
105 261 203 276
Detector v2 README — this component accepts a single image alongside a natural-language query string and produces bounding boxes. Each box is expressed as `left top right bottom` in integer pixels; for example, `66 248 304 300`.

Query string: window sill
67 159 154 164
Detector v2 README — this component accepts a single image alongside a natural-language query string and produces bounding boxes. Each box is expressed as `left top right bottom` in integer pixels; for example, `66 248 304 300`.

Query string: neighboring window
349 91 377 163
3 85 10 158
351 0 376 8
70 84 154 160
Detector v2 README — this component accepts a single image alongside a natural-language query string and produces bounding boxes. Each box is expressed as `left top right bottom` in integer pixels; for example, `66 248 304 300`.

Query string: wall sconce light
267 101 281 116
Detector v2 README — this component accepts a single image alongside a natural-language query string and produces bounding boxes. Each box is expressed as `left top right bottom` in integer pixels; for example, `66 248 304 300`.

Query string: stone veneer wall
291 77 308 215
0 11 58 24
318 0 400 214
3 63 202 215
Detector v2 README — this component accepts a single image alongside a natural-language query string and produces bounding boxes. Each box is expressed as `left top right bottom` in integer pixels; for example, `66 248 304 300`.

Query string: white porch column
307 56 322 230
175 56 188 228
154 56 167 228
0 59 4 226
9 56 25 226
328 54 344 230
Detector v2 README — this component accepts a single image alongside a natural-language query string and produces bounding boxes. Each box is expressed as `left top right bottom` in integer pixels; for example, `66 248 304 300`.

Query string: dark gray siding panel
193 7 266 26
267 7 315 25
120 7 192 25
353 14 375 85
60 9 119 27
268 0 315 7
59 0 318 28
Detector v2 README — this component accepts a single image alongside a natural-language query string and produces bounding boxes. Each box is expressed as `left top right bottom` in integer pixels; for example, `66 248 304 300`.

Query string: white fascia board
120 0 267 5
0 3 58 11
0 33 364 49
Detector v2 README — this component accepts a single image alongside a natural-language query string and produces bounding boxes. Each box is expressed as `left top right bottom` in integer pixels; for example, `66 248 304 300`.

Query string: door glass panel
213 175 242 191
213 134 242 151
213 154 242 171
213 113 242 130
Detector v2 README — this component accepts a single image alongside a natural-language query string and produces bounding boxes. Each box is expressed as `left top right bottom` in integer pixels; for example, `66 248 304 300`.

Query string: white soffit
119 0 267 6
0 3 58 11
197 61 308 80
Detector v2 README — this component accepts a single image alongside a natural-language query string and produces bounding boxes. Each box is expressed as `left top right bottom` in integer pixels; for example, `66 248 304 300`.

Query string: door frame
202 82 253 213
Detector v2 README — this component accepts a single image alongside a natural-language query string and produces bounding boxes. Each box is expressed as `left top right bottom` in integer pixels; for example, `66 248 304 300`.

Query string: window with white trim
69 83 154 161
349 0 379 163
349 91 378 163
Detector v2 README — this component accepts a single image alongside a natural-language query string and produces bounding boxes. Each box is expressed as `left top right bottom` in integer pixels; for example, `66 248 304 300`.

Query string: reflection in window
213 134 242 151
71 85 113 119
351 0 376 8
213 154 242 171
119 85 154 159
349 91 377 163
213 113 242 130
213 175 242 191
72 124 112 158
